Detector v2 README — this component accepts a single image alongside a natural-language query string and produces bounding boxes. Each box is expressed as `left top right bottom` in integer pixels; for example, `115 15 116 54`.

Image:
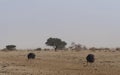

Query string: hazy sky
0 0 120 49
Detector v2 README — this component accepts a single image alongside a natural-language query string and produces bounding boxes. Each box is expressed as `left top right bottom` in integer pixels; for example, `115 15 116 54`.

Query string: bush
27 53 36 59
35 48 42 51
116 48 120 51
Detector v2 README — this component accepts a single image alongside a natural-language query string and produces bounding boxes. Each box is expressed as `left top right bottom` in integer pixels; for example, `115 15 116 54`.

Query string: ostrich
27 53 36 59
86 54 95 65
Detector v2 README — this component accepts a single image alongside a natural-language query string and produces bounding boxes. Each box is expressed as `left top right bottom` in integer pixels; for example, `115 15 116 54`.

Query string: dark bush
35 48 42 51
86 54 95 63
116 48 120 51
27 53 36 59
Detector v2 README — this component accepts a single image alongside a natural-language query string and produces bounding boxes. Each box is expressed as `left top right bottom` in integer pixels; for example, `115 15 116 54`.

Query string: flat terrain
0 50 120 75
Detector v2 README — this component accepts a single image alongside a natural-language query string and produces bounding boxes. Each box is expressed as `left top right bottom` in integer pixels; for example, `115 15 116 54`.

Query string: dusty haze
0 0 120 49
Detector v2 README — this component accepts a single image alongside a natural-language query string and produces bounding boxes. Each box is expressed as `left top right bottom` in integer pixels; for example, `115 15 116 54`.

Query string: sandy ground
0 50 119 75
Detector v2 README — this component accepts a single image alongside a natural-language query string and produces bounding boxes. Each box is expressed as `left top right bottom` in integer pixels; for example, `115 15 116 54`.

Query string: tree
83 46 88 50
6 45 16 50
69 42 85 51
45 37 67 51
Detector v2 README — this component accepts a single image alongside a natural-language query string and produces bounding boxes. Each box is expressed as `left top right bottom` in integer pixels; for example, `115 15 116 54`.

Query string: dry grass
0 50 119 75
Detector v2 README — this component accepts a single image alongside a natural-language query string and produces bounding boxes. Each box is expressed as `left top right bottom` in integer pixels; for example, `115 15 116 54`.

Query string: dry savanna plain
0 50 119 75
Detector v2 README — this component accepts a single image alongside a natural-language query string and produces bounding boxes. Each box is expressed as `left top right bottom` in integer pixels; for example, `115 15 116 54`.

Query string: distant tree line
1 37 120 52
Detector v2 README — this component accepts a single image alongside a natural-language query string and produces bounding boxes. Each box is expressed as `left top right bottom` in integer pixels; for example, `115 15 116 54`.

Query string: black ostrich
27 53 36 59
86 54 95 65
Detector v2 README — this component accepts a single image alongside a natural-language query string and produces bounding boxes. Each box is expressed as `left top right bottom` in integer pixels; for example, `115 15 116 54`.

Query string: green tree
6 45 16 50
45 37 67 51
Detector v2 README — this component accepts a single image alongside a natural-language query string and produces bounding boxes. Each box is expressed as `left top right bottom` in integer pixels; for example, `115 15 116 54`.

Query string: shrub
27 53 36 59
35 48 42 51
